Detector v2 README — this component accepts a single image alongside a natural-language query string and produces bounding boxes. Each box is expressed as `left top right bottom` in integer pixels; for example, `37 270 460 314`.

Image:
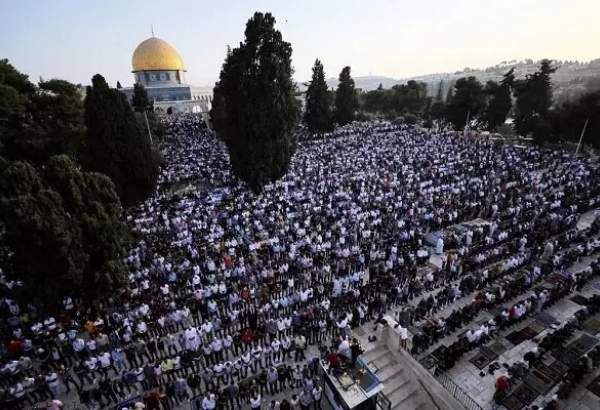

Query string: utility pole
575 117 589 156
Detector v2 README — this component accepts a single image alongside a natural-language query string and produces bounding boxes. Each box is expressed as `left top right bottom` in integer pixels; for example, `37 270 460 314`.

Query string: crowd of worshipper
490 292 600 409
2 116 600 410
407 224 600 358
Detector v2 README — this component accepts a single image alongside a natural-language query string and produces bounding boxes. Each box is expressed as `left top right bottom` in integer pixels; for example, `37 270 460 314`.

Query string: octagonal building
122 36 212 118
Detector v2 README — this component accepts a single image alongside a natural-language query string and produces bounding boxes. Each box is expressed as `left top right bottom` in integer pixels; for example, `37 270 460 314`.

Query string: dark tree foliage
130 83 164 141
211 12 298 193
426 81 449 124
514 59 556 141
360 86 388 114
482 68 515 131
2 79 85 164
446 76 486 130
304 59 334 133
551 90 600 147
0 60 34 150
83 74 159 207
359 80 428 119
116 81 122 89
335 66 358 125
132 83 152 113
0 59 35 95
391 81 428 115
0 155 130 310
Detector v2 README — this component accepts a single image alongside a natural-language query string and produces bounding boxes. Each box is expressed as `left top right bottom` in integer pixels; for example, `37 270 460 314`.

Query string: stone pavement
445 273 600 410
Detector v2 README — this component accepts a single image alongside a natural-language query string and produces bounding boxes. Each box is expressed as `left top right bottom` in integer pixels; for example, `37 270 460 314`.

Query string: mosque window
165 73 170 81
150 74 156 81
160 73 166 81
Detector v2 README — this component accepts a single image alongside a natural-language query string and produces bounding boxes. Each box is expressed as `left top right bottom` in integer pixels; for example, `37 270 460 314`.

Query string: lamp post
143 110 153 146
575 117 589 156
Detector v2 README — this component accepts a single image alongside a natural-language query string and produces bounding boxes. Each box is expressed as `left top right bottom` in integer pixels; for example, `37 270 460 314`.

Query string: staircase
362 345 439 410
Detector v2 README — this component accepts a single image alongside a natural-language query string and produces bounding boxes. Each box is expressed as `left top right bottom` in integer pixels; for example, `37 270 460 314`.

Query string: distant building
121 36 212 120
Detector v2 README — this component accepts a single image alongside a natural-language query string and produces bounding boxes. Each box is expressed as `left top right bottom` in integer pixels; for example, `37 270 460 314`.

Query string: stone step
384 379 419 409
362 345 389 362
372 356 399 372
384 375 413 398
377 363 406 382
394 390 430 410
414 403 437 410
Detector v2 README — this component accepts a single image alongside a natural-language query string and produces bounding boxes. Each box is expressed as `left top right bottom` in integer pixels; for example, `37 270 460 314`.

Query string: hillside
312 59 600 104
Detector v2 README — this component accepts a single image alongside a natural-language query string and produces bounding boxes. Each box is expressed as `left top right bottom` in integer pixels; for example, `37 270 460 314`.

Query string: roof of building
132 37 185 72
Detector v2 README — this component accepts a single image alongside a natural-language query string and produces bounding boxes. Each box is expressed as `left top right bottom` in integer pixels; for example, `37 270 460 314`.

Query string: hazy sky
1 0 599 87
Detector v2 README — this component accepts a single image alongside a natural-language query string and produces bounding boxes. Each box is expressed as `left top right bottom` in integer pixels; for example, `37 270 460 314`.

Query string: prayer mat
469 350 495 370
511 383 538 406
571 295 589 305
587 374 600 398
430 345 448 362
568 334 599 356
506 329 529 345
583 317 600 335
520 326 540 339
548 359 569 375
535 312 558 327
480 345 499 361
534 362 562 382
552 348 579 367
419 355 437 370
546 273 565 285
502 394 525 410
489 307 504 317
524 371 554 395
487 340 508 356
527 320 546 335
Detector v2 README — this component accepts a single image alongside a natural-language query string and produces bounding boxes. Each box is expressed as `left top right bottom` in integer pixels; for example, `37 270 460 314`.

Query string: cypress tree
483 68 515 131
83 74 159 207
304 59 333 133
335 66 357 125
514 60 556 141
132 83 152 113
211 12 298 193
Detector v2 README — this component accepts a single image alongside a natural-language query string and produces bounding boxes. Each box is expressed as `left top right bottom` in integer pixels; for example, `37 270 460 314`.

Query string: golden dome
131 37 186 72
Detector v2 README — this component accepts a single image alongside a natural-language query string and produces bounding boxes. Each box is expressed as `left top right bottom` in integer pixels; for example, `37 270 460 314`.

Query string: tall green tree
0 155 129 310
83 74 159 206
335 66 357 125
130 83 164 141
429 81 446 122
482 68 515 131
304 59 333 133
550 90 600 147
446 76 485 130
2 79 85 163
211 12 298 193
131 83 152 113
0 58 35 95
0 59 34 149
514 59 556 141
